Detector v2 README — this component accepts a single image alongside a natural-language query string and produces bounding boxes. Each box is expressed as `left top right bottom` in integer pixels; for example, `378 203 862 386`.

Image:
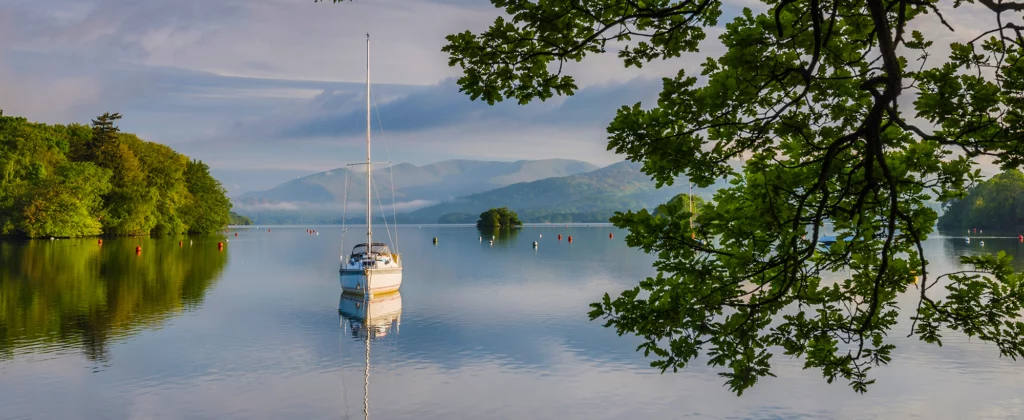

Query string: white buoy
981 240 985 246
489 240 494 246
539 234 542 238
532 241 538 248
492 235 495 240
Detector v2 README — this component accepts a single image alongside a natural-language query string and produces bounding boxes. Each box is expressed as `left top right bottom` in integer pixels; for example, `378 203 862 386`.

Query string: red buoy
234 233 238 237
558 234 562 240
567 236 573 243
1019 234 1022 241
268 229 271 232
609 233 613 239
179 241 183 247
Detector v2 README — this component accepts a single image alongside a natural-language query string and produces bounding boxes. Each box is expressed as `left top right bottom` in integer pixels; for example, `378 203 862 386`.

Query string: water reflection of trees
0 237 228 362
942 237 1024 271
476 227 521 242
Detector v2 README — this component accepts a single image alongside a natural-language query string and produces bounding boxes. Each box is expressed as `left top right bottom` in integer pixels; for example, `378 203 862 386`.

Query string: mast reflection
339 291 402 420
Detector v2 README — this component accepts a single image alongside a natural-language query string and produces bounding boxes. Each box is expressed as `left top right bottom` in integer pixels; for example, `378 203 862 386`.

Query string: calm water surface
1 226 1023 419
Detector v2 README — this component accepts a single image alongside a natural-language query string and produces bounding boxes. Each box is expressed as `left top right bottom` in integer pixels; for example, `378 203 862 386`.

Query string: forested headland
0 111 231 238
938 170 1024 231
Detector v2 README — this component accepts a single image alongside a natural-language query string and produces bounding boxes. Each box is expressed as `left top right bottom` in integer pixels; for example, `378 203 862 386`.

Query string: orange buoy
558 234 562 240
135 246 142 253
98 239 103 245
567 236 573 243
217 242 223 247
179 241 183 247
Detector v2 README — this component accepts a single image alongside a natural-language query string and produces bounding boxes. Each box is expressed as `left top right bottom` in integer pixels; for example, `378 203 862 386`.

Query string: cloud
172 76 662 170
232 199 439 213
276 77 663 138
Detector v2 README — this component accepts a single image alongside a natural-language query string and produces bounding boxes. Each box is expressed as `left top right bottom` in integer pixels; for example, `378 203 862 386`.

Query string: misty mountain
211 168 319 196
399 161 714 223
234 159 599 211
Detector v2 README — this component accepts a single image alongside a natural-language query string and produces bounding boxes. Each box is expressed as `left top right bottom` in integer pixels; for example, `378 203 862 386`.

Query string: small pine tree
90 112 122 163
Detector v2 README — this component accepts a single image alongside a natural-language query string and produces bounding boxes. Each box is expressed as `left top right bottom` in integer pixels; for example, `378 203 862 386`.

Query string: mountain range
235 158 597 205
230 158 719 224
401 161 691 223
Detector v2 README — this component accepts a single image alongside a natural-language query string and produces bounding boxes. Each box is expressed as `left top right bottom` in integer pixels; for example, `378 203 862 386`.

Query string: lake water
2 226 1023 419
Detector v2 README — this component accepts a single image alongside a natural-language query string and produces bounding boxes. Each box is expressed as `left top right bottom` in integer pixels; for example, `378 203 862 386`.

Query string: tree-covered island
476 207 523 229
0 112 232 238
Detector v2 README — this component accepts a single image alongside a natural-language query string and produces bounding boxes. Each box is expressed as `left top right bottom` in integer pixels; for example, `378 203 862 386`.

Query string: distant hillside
210 168 318 196
401 161 701 223
234 158 598 210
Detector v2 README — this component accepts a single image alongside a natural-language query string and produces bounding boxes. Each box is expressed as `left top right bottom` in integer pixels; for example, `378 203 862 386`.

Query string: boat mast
363 326 370 420
689 181 693 230
366 33 372 253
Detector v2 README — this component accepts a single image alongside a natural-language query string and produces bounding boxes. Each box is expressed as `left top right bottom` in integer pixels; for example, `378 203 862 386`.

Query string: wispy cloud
277 77 663 138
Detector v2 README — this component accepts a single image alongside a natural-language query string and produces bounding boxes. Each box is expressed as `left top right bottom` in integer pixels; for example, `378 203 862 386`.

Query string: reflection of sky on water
1 226 1023 419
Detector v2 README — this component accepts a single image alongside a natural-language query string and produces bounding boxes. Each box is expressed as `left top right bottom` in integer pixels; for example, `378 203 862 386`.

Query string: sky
0 0 1003 194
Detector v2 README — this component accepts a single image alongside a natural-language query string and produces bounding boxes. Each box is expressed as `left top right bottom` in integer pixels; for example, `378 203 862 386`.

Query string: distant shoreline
227 223 616 228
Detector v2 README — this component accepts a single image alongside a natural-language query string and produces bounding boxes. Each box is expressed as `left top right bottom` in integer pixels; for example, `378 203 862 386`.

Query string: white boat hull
338 292 403 325
340 267 402 296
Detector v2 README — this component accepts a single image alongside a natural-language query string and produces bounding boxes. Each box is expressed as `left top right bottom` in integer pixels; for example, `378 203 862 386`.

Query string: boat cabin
344 242 399 269
350 242 392 258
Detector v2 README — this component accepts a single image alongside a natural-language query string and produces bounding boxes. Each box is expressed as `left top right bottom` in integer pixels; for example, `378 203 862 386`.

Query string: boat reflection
338 291 402 420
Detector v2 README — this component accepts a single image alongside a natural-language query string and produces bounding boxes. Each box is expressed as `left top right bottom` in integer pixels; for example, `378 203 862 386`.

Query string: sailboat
339 34 403 296
339 292 403 420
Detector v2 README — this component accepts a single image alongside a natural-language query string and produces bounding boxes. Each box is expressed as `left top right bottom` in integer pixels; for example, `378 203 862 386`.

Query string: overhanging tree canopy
320 0 1024 395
